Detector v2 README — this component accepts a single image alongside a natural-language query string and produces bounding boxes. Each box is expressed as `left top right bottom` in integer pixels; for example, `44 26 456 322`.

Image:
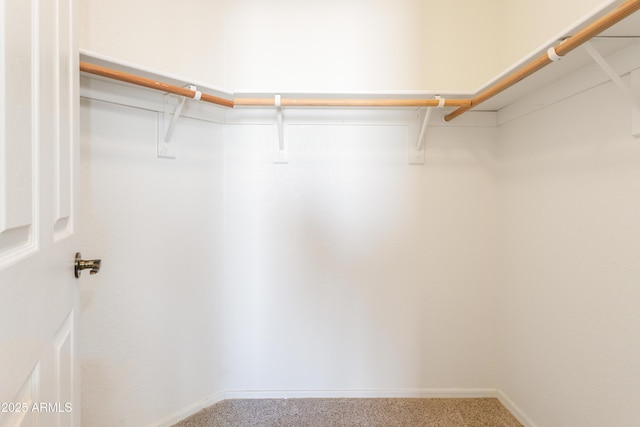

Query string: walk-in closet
2 1 640 426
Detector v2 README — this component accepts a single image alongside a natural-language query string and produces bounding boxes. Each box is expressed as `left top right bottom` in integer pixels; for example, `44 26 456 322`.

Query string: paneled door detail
0 0 80 426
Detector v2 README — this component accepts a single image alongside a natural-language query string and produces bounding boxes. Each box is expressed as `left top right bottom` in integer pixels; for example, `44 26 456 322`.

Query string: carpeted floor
172 397 523 426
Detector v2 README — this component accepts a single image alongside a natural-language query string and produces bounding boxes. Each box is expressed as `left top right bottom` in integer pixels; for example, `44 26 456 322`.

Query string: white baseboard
149 391 227 427
222 387 498 400
150 388 500 426
496 389 538 427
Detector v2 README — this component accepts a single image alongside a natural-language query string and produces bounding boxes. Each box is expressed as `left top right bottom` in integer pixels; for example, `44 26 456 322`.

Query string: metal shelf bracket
274 94 288 163
158 85 201 159
584 42 640 137
409 96 445 164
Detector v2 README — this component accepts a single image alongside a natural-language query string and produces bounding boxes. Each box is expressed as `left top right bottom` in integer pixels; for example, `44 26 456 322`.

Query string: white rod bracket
584 42 640 137
416 106 434 151
273 94 288 163
409 96 444 165
158 85 198 159
164 97 187 142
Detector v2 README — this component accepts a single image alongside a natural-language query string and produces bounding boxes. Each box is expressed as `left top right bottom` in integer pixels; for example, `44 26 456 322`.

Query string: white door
0 0 80 426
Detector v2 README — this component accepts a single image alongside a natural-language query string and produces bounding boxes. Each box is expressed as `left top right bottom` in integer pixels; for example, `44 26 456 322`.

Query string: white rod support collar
188 85 202 101
547 46 562 62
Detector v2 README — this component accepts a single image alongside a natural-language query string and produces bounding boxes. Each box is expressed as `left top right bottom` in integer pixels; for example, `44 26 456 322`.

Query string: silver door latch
75 252 101 278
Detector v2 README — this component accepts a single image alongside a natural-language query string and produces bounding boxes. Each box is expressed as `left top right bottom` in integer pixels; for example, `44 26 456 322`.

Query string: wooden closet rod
444 0 640 122
233 97 471 108
79 61 472 109
79 61 235 108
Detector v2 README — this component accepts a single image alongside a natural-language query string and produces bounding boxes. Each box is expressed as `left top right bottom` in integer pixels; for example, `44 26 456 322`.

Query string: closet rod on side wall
444 0 640 122
79 61 235 108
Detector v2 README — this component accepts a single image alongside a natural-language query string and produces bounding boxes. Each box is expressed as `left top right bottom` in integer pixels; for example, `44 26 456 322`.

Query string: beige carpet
173 398 523 426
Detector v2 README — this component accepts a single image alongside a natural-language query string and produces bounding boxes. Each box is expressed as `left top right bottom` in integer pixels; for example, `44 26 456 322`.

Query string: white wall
79 0 227 85
223 0 501 92
498 77 640 426
78 98 226 426
222 113 499 393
